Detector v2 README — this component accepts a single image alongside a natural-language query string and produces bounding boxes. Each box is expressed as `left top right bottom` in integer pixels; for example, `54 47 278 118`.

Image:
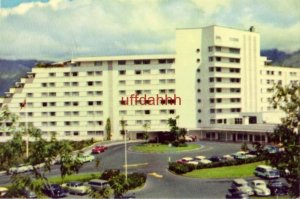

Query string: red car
92 145 107 154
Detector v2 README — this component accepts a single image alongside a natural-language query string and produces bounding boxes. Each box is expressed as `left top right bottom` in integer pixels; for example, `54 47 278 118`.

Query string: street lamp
124 129 128 183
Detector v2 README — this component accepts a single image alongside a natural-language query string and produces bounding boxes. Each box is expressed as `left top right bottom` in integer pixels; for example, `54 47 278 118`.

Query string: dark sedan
43 184 68 198
267 179 289 196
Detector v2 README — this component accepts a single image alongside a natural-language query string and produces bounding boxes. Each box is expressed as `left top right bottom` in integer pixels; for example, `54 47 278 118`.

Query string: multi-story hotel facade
1 25 299 142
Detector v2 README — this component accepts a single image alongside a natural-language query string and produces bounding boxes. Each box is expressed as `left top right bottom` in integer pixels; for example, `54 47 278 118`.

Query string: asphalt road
0 141 243 198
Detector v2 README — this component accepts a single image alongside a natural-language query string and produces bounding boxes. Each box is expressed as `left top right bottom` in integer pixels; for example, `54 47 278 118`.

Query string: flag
20 99 26 110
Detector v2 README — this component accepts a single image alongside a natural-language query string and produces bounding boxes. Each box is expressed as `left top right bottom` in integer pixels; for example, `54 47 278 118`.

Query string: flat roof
176 25 259 33
72 54 175 62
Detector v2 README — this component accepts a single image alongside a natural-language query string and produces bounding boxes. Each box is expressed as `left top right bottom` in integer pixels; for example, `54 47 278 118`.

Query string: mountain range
0 49 300 96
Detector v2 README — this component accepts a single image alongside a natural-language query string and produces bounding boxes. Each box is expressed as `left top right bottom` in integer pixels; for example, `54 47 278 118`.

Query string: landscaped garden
131 143 201 153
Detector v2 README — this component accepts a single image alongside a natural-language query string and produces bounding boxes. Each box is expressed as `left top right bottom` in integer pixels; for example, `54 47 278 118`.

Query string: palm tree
142 123 150 140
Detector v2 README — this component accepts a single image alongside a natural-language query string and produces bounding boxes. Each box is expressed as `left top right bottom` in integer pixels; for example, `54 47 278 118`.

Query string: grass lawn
184 161 265 179
131 143 201 153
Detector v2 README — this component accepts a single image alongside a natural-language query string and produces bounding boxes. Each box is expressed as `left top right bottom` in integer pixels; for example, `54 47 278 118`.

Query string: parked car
176 157 193 164
62 181 89 195
254 165 280 179
186 161 199 166
8 164 33 174
231 151 256 160
77 155 95 163
43 184 68 198
88 179 110 191
184 135 197 142
0 187 8 197
230 179 254 196
267 179 289 196
194 156 206 161
21 187 37 198
209 156 223 162
251 180 271 196
198 159 212 164
263 145 279 154
222 154 234 161
92 145 107 154
226 191 249 199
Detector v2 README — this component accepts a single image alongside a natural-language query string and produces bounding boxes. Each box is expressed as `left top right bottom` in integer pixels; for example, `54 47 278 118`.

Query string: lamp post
124 129 128 182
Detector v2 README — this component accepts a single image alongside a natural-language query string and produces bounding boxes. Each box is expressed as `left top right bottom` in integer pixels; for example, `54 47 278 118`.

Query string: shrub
100 169 120 180
172 140 179 147
178 143 187 147
169 162 193 174
127 173 147 189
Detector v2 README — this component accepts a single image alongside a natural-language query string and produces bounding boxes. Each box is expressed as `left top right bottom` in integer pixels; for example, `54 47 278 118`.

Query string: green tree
167 116 187 143
268 83 300 196
120 119 126 139
241 142 249 151
105 118 112 141
142 123 150 140
109 174 128 197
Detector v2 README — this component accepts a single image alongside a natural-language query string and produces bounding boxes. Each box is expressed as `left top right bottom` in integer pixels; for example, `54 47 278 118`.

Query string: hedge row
169 155 266 174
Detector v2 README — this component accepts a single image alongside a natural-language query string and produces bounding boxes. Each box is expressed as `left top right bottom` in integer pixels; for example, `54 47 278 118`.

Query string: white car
231 179 254 196
62 181 89 195
198 159 212 164
184 136 193 142
187 161 199 166
194 156 206 160
251 180 271 196
8 164 33 174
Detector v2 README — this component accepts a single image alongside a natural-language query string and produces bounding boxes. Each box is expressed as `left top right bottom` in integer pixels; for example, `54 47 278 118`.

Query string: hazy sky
0 0 299 60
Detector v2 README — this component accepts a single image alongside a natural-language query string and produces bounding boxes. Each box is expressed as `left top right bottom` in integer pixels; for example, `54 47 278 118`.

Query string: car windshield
270 170 279 175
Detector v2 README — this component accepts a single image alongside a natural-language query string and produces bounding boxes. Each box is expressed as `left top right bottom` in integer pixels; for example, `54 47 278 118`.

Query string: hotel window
167 59 174 63
118 60 126 65
135 70 141 75
50 112 56 116
87 71 94 76
216 67 221 72
234 118 242 124
41 92 48 97
143 80 151 84
198 109 201 113
197 68 200 73
216 88 222 93
134 60 142 64
65 121 71 126
197 99 201 103
120 111 126 115
216 77 222 82
72 92 79 96
197 79 201 83
136 90 142 95
217 109 222 113
96 111 102 115
135 80 142 84
119 90 126 95
160 110 167 114
196 59 200 63
42 122 48 126
94 61 102 66
73 111 79 116
87 81 93 86
215 46 221 52
96 101 102 105
143 69 151 74
210 98 214 103
64 102 71 106
198 120 202 123
49 92 56 97
87 91 93 96
167 69 175 74
49 73 56 77
72 82 78 86
64 82 70 86
49 82 55 87
169 110 175 114
145 110 151 115
64 72 70 77
42 102 47 107
119 70 126 75
209 57 213 62
136 120 143 125
88 101 93 106
49 102 56 107
42 112 48 116
27 93 33 97
169 89 175 93
216 57 221 62
209 67 214 72
95 91 102 96
159 69 166 74
135 110 143 115
209 78 214 82
159 79 166 84
208 47 213 52
73 102 79 106
142 60 150 64
95 81 102 86
196 48 200 53
159 89 166 94
168 79 175 83
158 59 167 64
73 131 79 136
144 90 151 94
210 109 215 113
209 88 214 93
210 119 215 124
28 112 33 117
64 131 71 136
41 83 47 87
95 71 102 75
119 80 126 85
72 72 78 76
217 98 222 103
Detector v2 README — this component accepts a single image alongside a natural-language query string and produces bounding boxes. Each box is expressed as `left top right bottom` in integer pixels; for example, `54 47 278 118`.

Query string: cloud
0 0 299 60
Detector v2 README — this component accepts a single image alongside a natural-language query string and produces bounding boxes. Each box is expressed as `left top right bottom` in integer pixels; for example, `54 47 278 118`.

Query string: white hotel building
1 25 299 142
